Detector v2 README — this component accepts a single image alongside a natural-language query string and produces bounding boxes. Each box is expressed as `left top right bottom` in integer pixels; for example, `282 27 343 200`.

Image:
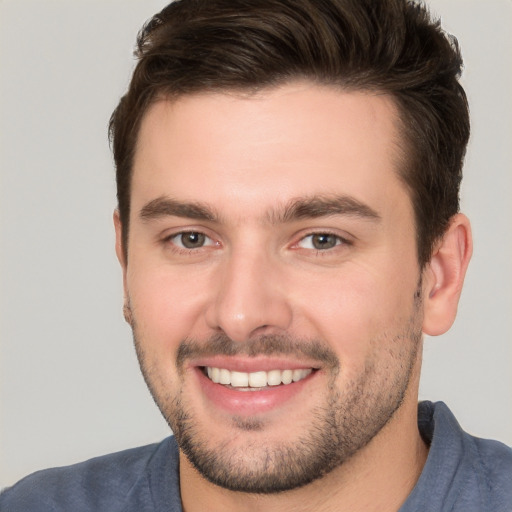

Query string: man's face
119 83 425 492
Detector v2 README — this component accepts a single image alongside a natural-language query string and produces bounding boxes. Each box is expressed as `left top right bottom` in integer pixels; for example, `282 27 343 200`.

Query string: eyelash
294 231 352 253
163 231 217 254
162 229 352 256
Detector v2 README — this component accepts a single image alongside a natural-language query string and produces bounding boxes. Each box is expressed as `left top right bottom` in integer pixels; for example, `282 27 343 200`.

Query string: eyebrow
276 195 381 223
139 194 380 224
140 196 218 222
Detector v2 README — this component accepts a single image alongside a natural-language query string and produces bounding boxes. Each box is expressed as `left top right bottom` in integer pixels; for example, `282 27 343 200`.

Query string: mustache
176 332 340 370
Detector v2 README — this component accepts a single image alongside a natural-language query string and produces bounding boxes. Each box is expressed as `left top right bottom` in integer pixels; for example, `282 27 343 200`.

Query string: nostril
204 272 293 342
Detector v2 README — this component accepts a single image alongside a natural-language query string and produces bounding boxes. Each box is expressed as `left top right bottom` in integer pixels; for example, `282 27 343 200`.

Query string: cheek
293 260 419 360
126 264 210 347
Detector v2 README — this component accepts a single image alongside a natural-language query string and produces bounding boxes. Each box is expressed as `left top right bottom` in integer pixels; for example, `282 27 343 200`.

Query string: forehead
131 83 408 221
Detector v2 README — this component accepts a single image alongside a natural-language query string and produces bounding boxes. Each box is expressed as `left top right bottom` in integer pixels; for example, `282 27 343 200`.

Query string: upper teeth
205 367 312 388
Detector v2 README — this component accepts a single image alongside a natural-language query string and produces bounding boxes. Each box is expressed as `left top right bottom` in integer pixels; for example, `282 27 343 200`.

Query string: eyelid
162 228 219 252
293 230 353 250
172 231 214 247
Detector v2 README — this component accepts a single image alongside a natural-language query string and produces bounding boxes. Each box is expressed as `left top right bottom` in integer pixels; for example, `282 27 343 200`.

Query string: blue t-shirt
1 402 511 511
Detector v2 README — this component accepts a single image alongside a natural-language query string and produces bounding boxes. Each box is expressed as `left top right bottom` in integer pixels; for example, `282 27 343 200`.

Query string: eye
170 231 214 249
297 233 343 250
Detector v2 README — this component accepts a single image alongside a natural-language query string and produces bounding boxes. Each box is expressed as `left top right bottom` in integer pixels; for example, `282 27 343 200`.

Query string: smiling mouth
202 366 314 390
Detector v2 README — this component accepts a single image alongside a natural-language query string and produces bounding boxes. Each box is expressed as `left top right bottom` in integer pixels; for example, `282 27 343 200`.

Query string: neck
179 392 428 512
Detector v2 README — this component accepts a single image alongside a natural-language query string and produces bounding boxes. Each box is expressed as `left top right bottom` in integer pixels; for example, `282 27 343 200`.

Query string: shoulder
433 401 512 495
469 434 512 506
415 401 512 512
0 437 179 512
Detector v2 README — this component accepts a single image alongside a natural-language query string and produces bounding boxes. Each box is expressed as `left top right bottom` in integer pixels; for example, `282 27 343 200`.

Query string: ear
113 210 131 324
422 213 473 336
113 209 127 272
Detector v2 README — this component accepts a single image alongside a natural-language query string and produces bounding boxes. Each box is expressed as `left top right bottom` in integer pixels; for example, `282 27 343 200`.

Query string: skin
115 82 472 512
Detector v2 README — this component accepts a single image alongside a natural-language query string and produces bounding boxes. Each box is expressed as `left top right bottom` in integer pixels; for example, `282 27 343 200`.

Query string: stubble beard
130 297 423 494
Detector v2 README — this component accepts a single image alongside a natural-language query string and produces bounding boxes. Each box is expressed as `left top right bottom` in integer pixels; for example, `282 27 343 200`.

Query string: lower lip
194 367 317 416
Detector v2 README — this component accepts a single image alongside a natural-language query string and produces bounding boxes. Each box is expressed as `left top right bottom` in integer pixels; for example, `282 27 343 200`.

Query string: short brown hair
109 0 469 266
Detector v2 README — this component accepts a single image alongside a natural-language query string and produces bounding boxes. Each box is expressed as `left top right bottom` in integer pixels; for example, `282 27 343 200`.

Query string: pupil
313 234 336 250
182 232 205 248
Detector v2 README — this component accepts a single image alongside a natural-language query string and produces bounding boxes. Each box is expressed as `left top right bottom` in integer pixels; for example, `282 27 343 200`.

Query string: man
1 0 511 510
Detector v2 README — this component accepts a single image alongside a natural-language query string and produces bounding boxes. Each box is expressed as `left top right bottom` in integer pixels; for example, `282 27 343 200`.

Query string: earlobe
422 213 473 336
123 301 133 326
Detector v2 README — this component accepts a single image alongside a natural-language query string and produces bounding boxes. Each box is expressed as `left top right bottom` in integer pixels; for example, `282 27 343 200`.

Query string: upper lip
190 356 321 373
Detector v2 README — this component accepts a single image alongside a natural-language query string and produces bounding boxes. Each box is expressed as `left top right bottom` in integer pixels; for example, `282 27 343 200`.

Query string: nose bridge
206 243 292 342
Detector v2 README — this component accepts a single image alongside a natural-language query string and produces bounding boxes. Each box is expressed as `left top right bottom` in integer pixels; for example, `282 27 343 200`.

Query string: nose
205 248 293 342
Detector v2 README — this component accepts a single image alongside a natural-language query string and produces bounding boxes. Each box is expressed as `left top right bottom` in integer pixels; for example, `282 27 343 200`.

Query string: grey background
1 0 511 488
